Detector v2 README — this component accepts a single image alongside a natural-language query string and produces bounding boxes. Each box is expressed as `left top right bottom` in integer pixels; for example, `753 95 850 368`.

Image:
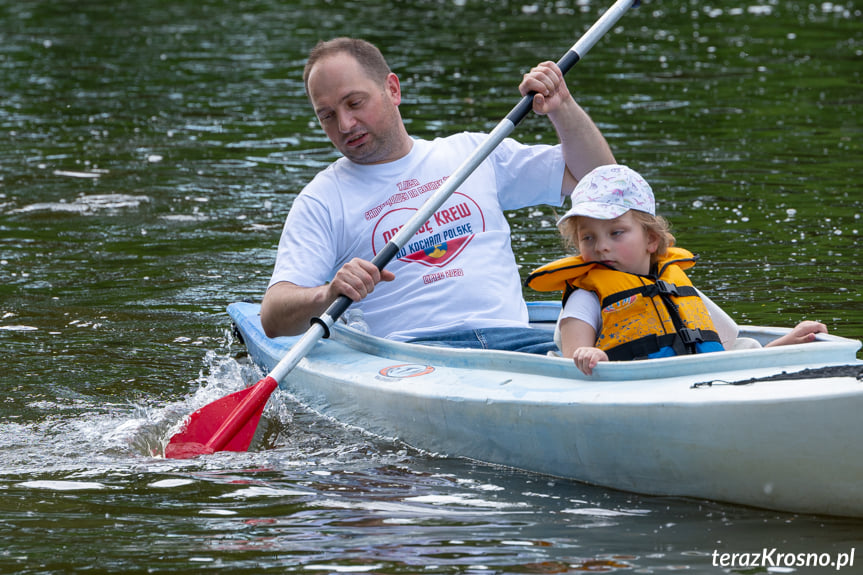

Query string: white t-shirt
269 133 565 341
555 287 739 351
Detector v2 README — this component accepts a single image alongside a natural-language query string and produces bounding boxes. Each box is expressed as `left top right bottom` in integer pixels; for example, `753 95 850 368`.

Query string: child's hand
572 346 608 376
765 320 828 347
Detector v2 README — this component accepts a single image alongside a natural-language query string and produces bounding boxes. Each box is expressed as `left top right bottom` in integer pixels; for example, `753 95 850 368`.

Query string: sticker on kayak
377 364 435 379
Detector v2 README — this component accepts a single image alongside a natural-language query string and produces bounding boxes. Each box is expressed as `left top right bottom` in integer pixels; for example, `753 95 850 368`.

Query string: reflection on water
1 0 861 572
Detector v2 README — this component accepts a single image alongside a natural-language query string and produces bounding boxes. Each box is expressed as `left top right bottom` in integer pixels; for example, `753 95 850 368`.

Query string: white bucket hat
557 164 655 226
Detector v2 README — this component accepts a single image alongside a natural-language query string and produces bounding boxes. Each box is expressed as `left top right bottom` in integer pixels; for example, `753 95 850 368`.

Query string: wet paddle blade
164 376 279 459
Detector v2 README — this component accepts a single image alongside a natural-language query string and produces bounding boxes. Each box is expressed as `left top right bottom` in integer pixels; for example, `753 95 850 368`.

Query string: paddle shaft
269 0 638 384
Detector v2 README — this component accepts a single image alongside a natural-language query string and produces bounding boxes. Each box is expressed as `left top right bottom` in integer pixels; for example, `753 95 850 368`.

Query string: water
1 0 862 572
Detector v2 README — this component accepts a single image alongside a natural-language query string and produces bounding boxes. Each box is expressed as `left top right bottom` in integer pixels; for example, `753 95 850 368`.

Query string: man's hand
261 258 394 338
518 61 572 116
328 257 395 302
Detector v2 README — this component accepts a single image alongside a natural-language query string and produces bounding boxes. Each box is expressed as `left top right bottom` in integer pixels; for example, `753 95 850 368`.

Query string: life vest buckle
678 327 705 345
655 280 680 297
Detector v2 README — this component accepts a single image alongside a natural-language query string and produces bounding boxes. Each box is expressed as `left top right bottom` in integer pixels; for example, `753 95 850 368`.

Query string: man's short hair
303 38 392 96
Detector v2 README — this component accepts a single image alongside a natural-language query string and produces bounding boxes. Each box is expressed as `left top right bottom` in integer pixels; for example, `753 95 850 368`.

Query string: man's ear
386 73 402 105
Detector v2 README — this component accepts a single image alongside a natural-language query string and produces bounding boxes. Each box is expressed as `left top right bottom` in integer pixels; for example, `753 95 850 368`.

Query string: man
260 37 615 353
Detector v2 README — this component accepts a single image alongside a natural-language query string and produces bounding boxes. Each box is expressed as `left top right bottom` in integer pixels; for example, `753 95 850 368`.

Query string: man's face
306 53 405 165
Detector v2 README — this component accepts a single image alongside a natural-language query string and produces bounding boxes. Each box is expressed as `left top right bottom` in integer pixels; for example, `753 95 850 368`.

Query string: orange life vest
526 247 724 360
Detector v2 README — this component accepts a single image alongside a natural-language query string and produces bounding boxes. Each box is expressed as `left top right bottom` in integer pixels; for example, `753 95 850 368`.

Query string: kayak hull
228 301 863 517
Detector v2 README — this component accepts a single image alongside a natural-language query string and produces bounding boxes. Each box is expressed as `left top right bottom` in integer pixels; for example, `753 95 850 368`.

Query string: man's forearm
551 98 615 187
260 281 333 338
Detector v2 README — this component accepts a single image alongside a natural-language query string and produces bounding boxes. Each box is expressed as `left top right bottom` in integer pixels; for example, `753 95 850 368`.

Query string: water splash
130 339 294 458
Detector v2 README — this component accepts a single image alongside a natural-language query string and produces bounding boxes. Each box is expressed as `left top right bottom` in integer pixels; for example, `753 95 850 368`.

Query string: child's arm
560 317 608 375
765 320 828 347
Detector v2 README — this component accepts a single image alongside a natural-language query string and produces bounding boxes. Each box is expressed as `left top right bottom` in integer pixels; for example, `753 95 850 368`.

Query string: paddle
163 0 639 459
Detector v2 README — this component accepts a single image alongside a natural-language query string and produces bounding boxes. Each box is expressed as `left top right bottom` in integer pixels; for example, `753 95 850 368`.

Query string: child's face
576 211 657 276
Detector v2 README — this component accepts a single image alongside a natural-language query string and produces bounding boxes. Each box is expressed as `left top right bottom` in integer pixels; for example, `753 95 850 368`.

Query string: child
526 164 827 375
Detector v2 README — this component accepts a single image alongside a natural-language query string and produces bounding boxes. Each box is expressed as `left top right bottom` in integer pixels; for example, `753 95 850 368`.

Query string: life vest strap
601 283 699 309
642 281 699 300
605 329 721 361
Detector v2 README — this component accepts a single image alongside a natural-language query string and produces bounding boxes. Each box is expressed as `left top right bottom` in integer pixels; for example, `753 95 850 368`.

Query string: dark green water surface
1 0 861 573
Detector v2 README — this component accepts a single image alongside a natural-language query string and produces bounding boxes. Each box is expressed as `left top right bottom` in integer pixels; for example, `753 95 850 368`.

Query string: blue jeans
407 327 558 355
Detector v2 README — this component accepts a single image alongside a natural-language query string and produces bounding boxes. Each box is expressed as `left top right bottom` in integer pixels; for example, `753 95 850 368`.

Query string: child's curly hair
559 211 676 265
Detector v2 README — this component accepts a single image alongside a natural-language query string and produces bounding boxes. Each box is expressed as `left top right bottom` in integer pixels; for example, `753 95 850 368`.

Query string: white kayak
227 301 863 518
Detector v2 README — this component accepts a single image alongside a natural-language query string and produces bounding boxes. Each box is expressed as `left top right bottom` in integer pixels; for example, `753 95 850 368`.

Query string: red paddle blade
164 376 279 459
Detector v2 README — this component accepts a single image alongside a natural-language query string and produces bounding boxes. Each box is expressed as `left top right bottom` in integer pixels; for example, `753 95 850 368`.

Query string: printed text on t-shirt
364 176 448 221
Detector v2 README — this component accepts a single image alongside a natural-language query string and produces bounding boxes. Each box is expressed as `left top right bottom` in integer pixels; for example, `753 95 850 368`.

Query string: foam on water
16 480 113 491
9 193 151 215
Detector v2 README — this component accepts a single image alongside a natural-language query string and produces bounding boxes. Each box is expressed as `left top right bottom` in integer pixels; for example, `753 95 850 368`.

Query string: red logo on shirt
372 192 485 268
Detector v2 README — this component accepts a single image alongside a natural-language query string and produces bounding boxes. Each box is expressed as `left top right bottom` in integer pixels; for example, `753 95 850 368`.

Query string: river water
1 0 861 573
